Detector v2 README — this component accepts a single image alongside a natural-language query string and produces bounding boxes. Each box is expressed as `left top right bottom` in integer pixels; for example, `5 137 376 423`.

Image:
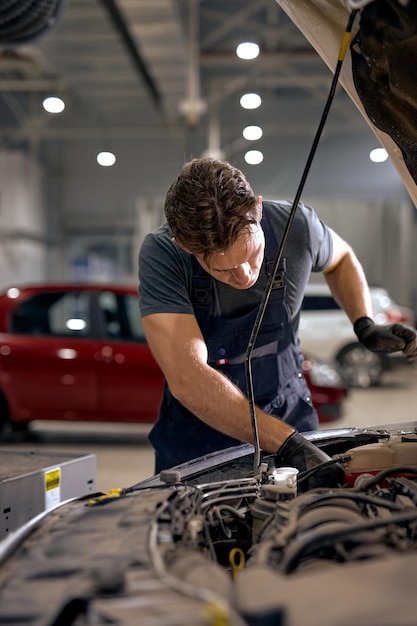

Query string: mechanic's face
200 224 264 289
174 196 264 290
198 221 265 290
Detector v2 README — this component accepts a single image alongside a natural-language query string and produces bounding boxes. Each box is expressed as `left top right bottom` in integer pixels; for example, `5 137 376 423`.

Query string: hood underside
276 0 417 207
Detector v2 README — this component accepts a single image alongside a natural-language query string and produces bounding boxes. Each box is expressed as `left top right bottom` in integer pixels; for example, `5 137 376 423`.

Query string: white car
298 283 415 388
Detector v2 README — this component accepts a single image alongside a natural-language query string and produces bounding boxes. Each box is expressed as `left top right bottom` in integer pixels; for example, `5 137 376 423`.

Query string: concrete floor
6 358 417 494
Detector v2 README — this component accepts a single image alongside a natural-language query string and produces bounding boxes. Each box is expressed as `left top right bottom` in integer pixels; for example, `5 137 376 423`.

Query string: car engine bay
1 424 417 626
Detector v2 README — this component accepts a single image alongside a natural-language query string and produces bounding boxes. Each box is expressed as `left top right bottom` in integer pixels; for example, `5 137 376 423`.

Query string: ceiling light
369 147 388 163
242 125 263 141
6 287 20 299
244 150 264 165
42 96 65 113
240 93 262 110
97 151 116 167
236 42 260 60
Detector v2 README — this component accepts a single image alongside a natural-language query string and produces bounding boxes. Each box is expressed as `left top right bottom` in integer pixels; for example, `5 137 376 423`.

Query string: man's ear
256 196 263 221
171 237 193 254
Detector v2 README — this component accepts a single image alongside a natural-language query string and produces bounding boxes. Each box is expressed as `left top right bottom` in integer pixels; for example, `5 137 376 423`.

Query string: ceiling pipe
201 102 225 160
98 0 162 112
179 0 206 127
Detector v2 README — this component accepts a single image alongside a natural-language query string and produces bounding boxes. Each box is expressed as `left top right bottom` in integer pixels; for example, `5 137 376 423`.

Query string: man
139 158 417 484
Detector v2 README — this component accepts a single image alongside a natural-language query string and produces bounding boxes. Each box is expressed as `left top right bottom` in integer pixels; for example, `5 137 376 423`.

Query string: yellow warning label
45 468 61 491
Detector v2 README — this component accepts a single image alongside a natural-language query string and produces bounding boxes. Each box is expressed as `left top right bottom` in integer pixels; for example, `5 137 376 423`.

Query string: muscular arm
142 312 294 453
323 228 374 323
323 229 417 360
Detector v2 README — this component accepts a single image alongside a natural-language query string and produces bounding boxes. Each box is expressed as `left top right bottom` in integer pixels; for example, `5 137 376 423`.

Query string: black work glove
275 431 344 490
354 316 417 361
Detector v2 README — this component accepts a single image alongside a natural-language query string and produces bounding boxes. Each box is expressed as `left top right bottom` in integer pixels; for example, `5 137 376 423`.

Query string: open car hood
276 0 417 207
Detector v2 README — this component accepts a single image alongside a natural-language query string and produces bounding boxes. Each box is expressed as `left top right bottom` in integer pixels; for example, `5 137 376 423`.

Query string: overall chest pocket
206 322 284 405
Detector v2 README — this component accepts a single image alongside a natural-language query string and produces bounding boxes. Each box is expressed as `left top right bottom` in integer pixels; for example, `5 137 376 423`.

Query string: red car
0 283 347 436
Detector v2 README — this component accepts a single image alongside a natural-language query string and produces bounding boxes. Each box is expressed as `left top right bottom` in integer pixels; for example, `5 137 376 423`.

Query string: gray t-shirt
138 200 333 335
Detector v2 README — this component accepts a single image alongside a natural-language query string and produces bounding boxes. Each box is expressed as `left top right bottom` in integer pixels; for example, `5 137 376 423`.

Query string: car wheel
336 343 387 388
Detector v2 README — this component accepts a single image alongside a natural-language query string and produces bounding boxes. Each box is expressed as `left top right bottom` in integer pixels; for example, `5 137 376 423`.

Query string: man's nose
232 263 252 284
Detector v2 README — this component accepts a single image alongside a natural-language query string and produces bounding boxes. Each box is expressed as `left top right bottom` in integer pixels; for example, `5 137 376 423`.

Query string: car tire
336 343 387 388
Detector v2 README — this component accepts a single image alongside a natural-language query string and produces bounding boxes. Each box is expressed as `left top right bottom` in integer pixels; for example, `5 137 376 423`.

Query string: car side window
98 291 123 339
124 294 145 342
11 292 91 337
97 292 145 342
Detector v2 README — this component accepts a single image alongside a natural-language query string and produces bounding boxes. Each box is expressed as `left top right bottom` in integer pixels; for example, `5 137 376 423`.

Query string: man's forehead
207 225 263 270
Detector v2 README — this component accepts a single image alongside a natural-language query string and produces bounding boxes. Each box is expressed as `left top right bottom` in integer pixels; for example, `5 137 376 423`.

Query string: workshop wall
0 137 416 322
306 196 417 313
0 150 49 287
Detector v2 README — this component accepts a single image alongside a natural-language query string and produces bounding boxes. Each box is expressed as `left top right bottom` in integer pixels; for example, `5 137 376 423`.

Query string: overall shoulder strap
261 203 286 289
190 256 212 307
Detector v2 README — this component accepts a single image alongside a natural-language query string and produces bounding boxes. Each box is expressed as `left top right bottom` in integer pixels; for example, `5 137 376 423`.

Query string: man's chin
231 278 258 290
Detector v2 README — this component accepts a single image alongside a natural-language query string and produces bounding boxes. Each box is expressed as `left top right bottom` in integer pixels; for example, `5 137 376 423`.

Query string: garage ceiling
0 0 415 235
0 0 415 301
0 0 361 153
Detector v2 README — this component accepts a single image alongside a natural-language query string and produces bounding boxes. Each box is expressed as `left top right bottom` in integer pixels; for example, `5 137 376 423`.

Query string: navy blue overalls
149 209 318 473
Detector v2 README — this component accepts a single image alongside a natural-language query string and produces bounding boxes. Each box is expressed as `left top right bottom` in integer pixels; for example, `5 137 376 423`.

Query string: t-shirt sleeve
138 227 195 317
303 203 333 272
268 200 333 273
269 200 333 320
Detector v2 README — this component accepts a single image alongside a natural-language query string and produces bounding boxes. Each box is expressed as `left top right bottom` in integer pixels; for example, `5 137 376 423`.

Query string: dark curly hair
164 158 259 263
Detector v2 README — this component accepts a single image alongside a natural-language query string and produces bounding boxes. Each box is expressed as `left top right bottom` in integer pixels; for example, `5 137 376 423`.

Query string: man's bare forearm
324 231 373 324
171 360 294 453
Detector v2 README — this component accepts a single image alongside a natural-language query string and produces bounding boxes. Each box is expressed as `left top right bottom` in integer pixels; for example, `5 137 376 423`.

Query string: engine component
1 429 417 625
342 434 417 485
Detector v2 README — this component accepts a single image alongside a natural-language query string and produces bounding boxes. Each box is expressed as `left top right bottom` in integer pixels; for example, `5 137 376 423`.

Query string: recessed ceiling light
240 93 262 110
245 150 264 165
97 151 116 167
369 147 388 163
42 96 65 113
6 287 20 299
236 42 260 60
242 125 263 140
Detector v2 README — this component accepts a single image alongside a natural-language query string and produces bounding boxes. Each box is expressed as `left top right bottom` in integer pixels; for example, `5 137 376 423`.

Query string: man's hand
275 431 344 490
354 316 417 361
